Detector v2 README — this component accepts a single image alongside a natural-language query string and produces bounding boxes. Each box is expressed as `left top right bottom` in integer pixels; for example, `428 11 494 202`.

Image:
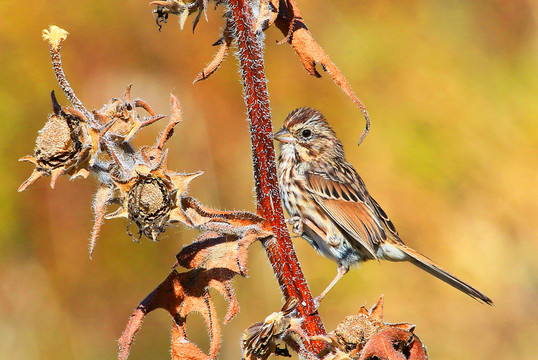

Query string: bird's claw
287 216 304 235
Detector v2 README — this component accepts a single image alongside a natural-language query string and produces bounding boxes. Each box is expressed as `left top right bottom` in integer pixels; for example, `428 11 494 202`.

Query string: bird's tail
395 244 493 305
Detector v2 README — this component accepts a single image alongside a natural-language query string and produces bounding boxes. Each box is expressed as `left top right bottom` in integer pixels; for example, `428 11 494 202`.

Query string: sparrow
274 107 492 306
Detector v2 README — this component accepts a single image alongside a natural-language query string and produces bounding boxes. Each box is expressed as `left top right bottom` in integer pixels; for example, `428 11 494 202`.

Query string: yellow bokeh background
1 1 537 359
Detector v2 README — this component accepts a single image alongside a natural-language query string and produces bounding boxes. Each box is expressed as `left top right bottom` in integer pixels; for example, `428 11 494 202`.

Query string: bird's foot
287 216 304 235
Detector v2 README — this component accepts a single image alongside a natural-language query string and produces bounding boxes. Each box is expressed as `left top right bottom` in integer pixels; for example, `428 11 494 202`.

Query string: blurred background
1 0 537 359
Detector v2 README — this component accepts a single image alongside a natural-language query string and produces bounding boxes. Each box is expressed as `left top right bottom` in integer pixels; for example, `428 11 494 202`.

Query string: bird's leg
287 216 304 235
312 265 349 311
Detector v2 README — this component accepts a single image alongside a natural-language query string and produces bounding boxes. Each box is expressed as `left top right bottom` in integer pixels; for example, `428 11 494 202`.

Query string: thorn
50 90 62 115
124 84 133 103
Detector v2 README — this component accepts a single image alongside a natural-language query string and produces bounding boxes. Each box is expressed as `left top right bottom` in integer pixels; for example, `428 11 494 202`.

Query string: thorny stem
48 44 92 120
228 0 326 349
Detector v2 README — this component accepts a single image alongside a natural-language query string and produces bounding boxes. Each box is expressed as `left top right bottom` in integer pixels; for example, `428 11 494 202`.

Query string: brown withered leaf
119 207 272 360
175 231 265 324
177 231 260 276
314 296 426 360
118 269 222 360
357 328 427 360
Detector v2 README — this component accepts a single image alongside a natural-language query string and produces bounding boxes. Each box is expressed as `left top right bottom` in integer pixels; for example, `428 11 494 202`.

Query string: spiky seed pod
313 297 417 360
35 106 82 167
127 174 175 241
106 151 203 242
18 91 90 191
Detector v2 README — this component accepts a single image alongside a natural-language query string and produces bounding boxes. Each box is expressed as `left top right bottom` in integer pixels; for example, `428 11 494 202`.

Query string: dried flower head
106 151 202 241
241 298 308 360
151 0 213 31
314 297 420 360
42 25 68 51
18 91 95 191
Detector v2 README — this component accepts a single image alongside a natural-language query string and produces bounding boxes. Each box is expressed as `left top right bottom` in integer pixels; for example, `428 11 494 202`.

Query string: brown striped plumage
275 107 492 307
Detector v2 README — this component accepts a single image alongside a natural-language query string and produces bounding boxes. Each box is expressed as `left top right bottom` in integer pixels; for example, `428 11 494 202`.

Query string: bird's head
274 107 344 162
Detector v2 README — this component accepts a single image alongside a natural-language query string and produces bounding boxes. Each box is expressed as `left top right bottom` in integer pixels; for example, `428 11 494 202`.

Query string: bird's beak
274 128 294 143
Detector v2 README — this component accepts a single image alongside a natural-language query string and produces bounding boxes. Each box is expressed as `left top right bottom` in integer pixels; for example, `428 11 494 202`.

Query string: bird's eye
301 129 312 138
125 103 133 111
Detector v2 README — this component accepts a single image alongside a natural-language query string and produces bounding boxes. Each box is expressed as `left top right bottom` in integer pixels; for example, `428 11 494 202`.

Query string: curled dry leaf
119 204 272 360
118 268 223 360
180 196 268 235
314 296 427 360
241 297 312 360
192 19 233 84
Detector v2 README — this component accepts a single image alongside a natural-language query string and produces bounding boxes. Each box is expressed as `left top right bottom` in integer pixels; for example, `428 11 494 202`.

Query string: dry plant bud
241 297 310 360
18 91 95 191
88 94 191 256
313 297 427 360
93 84 165 143
151 0 214 31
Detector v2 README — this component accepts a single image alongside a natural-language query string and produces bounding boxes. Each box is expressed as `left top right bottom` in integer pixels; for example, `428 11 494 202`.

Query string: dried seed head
314 297 416 360
241 298 308 360
332 314 379 353
105 151 202 242
127 175 174 241
35 111 81 167
18 91 90 191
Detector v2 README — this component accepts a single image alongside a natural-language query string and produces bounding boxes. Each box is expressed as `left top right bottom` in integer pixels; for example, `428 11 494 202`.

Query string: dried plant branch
227 0 327 351
20 26 203 257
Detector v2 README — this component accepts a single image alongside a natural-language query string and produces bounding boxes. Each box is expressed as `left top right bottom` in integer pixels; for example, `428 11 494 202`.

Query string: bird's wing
302 168 387 259
369 196 403 244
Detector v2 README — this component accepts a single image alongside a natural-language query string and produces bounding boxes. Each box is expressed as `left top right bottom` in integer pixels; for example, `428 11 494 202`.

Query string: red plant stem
228 0 326 347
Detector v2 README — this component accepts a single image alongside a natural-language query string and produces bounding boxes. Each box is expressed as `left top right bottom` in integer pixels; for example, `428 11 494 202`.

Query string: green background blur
1 1 537 359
